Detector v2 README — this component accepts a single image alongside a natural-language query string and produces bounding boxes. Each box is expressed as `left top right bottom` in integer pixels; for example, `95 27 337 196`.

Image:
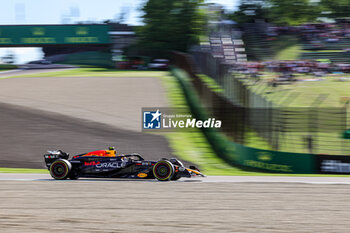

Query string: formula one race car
44 147 205 181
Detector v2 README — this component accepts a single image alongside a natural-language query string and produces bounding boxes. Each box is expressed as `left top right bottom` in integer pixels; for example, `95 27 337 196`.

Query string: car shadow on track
35 178 203 182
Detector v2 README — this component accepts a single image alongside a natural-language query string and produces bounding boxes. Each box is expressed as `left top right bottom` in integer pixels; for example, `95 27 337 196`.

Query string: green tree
229 0 321 25
228 0 269 23
268 0 320 25
320 0 350 19
139 0 204 57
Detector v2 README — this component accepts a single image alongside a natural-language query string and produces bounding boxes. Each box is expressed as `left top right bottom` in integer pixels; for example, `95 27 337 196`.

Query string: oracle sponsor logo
96 162 124 169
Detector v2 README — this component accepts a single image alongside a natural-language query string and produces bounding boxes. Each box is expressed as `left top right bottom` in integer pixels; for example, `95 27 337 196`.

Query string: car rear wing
44 150 69 169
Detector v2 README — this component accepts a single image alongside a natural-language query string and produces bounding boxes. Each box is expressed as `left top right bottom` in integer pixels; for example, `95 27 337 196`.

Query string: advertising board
0 25 110 46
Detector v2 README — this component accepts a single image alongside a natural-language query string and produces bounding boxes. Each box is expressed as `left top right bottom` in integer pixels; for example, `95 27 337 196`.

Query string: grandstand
207 33 247 63
203 19 247 64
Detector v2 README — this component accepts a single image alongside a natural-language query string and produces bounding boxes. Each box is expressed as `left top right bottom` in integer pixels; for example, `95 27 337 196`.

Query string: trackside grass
233 71 350 154
2 68 168 79
0 168 48 173
0 64 18 72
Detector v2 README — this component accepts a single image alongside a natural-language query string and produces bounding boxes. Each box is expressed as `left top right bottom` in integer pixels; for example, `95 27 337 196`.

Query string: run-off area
0 181 350 232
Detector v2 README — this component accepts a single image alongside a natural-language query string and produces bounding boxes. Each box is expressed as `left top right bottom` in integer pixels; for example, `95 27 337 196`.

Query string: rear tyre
69 170 79 180
153 160 174 181
50 159 72 180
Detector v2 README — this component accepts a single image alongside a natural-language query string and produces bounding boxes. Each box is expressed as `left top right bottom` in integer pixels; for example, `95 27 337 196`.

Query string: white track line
202 176 350 184
0 69 24 74
1 174 350 184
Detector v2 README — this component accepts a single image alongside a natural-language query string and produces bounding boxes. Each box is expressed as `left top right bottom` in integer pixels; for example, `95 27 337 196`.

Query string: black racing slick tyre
69 170 79 180
49 159 72 180
153 160 174 181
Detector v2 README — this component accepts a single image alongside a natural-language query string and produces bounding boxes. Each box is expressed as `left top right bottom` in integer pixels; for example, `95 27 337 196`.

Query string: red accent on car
84 161 101 166
83 150 109 157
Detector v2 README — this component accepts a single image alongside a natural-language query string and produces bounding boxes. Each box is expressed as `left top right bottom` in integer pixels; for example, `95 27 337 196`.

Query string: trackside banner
0 25 110 46
229 142 316 174
316 155 350 174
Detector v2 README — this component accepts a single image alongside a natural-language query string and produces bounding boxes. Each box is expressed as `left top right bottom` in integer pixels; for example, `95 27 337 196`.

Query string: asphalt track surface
0 102 172 168
0 72 172 168
0 75 169 132
1 176 350 232
3 173 350 184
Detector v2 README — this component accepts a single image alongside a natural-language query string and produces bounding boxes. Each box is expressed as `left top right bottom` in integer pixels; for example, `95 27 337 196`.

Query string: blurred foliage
268 0 321 25
320 0 350 19
229 0 269 24
0 64 17 70
135 0 350 56
228 0 350 26
138 0 205 58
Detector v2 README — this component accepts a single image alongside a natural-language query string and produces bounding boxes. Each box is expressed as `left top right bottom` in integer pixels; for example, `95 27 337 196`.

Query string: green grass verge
233 71 350 154
271 36 344 60
249 73 350 108
0 64 17 72
0 168 48 173
197 74 224 93
271 35 302 60
2 68 168 79
275 44 302 60
302 50 344 53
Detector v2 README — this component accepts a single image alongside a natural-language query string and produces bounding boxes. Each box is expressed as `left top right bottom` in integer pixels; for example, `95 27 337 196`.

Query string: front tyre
171 174 181 181
49 159 72 180
153 160 174 181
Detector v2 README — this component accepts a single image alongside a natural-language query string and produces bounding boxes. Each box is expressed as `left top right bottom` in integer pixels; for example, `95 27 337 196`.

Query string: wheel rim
51 161 68 178
154 162 172 180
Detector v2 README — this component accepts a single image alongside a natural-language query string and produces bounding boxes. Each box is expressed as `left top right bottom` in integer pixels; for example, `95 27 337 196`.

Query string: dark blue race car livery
44 147 205 181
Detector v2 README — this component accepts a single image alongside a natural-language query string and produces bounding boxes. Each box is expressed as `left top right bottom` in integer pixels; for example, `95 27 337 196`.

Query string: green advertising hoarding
228 142 316 174
0 25 110 46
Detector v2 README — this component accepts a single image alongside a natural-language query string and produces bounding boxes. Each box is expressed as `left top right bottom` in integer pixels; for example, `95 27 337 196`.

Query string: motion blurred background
0 0 235 64
3 2 350 232
1 0 350 175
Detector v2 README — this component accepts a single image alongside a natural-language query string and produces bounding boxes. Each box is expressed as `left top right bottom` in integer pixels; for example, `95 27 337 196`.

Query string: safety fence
187 51 349 155
172 51 350 174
